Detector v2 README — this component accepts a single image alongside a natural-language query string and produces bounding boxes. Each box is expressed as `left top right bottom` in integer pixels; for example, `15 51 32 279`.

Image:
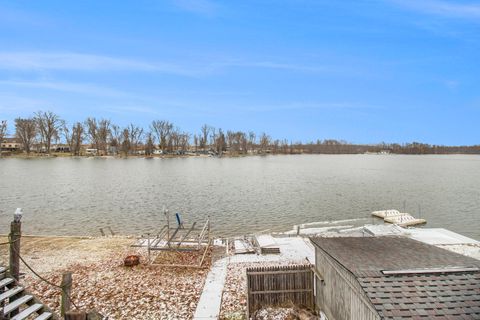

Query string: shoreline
2 152 480 160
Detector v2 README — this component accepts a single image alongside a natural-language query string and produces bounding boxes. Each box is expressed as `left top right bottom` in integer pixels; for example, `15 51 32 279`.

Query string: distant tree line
1 111 479 156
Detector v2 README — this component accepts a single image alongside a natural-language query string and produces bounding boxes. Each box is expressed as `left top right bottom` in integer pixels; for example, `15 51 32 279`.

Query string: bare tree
15 118 37 154
121 127 131 156
85 118 99 150
179 131 190 152
109 124 122 155
150 120 173 152
71 122 85 156
34 111 63 153
0 120 7 156
248 131 256 153
85 118 110 154
129 123 144 154
97 119 111 154
239 132 248 153
215 129 226 156
0 120 7 142
210 127 217 150
64 122 85 156
193 134 199 153
145 132 155 156
259 132 271 154
200 124 211 150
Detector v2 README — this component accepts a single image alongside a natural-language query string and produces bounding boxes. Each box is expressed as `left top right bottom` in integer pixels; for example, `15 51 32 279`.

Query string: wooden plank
4 294 34 315
246 264 315 316
0 277 14 289
250 288 313 294
247 269 312 275
197 240 211 267
10 303 43 320
0 286 24 300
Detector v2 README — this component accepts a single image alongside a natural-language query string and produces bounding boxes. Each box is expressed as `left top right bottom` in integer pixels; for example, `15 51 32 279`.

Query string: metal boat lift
132 209 211 267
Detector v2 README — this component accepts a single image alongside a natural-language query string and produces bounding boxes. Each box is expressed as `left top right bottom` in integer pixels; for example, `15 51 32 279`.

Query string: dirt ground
0 235 210 319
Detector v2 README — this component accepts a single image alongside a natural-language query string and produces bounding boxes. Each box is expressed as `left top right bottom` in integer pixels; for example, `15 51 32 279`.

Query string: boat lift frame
132 214 211 268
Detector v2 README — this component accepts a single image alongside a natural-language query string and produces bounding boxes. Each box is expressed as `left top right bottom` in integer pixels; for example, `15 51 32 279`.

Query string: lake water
0 155 479 239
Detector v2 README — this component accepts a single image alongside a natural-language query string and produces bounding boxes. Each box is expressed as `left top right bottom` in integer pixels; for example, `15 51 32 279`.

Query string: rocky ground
0 236 211 319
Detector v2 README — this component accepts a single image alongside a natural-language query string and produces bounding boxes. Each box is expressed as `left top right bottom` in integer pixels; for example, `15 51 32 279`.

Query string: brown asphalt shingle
310 236 480 319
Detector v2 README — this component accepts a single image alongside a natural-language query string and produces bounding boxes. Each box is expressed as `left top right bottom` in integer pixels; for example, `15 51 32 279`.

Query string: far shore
2 151 480 160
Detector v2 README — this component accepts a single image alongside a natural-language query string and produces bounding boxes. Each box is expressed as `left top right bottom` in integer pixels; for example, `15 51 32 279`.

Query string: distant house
310 236 480 320
85 148 98 156
51 144 70 153
1 137 23 152
153 149 163 155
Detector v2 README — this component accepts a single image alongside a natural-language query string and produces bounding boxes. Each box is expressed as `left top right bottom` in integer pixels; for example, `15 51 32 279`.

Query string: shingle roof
310 236 480 319
310 236 480 277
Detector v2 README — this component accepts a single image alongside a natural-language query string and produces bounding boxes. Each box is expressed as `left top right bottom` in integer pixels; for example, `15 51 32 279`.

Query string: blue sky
0 0 479 145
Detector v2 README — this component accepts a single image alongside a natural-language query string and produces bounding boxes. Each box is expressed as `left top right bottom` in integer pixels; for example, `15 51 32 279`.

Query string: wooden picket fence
246 264 315 317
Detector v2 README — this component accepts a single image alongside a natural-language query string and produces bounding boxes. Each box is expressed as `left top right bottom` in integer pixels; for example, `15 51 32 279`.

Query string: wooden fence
246 264 315 317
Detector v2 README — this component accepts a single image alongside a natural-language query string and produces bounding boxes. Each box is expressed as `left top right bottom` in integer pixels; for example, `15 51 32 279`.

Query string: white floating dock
384 214 426 227
371 209 403 219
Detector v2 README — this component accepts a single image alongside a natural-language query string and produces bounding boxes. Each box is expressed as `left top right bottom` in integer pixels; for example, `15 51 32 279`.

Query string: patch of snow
407 228 479 245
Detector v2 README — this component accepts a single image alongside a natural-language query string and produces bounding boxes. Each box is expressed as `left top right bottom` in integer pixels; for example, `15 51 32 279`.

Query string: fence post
9 208 22 281
61 272 73 317
64 311 86 320
147 233 151 264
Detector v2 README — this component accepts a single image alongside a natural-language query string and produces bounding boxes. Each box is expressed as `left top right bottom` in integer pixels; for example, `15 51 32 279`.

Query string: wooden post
61 272 73 317
208 216 211 243
64 311 86 320
147 233 151 264
165 208 170 240
9 220 21 281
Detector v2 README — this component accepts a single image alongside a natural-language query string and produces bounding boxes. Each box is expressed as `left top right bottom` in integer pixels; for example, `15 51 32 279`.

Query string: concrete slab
255 234 277 248
364 224 407 236
229 236 314 264
193 258 228 320
407 228 479 245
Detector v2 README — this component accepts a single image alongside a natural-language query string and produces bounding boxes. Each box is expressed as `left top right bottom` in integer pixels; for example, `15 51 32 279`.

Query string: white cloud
0 93 47 114
388 0 480 20
0 51 340 76
0 79 129 97
0 52 199 76
221 60 330 73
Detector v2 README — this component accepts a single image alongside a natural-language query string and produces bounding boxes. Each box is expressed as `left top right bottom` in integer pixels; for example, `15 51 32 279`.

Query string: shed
310 236 480 320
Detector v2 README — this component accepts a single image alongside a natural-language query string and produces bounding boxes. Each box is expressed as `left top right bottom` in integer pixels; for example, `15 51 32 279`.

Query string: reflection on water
0 155 479 239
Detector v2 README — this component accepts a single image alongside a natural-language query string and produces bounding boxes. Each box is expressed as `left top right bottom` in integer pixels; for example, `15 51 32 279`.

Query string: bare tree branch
15 118 37 154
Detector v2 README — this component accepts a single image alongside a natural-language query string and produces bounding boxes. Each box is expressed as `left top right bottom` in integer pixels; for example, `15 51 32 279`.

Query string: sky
0 0 479 145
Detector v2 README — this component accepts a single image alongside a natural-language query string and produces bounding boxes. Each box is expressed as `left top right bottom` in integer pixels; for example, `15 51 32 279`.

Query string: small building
1 137 23 152
51 144 71 153
310 236 480 320
85 148 98 156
